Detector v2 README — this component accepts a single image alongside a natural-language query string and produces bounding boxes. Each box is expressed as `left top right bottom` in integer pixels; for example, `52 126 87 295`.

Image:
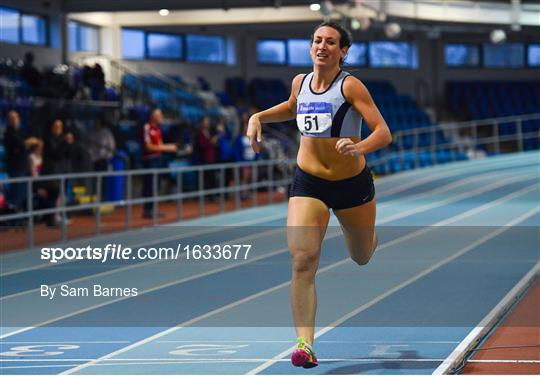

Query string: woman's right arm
247 74 305 152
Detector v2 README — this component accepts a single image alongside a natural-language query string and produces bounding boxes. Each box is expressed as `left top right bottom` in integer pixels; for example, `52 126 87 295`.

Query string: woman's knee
350 237 377 265
290 249 320 274
350 250 372 265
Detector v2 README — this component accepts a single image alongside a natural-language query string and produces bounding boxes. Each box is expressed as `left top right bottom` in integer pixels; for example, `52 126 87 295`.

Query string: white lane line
432 262 540 375
1 227 284 301
378 169 535 210
4 176 535 340
467 359 540 363
378 172 536 223
247 207 540 375
3 357 448 363
379 156 537 195
0 357 451 370
154 340 460 344
60 203 539 375
0 341 130 344
374 152 535 190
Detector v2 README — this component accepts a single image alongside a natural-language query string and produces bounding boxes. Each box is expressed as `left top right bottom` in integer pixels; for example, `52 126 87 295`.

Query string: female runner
247 21 392 368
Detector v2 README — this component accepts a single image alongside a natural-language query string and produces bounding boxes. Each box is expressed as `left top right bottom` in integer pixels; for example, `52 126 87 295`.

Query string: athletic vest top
296 70 362 138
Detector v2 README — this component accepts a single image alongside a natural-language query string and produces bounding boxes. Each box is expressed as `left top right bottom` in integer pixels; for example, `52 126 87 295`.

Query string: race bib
296 102 333 134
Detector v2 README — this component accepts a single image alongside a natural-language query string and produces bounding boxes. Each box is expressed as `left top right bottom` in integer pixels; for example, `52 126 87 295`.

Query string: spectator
3 110 36 211
20 52 42 93
141 109 177 219
195 116 218 195
216 118 235 192
28 139 43 177
234 116 258 199
89 117 115 172
42 119 72 176
40 119 73 226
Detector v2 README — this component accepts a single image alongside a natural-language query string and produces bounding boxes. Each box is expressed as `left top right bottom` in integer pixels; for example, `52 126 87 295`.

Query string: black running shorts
290 164 375 210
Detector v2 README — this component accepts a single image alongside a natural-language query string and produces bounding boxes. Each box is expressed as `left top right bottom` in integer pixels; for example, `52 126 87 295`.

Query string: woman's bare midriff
297 136 366 180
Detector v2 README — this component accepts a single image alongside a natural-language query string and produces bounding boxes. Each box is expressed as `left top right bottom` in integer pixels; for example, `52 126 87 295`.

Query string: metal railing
1 113 538 249
0 159 295 249
370 112 540 171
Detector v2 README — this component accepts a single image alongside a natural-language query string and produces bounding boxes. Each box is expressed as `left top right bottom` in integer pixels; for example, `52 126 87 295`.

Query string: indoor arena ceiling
61 1 538 28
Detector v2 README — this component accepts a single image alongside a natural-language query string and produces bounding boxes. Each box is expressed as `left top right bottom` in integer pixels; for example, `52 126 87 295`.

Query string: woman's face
310 26 347 68
52 120 63 137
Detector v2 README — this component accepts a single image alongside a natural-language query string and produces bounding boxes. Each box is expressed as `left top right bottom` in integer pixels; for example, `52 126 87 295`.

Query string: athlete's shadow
324 350 440 374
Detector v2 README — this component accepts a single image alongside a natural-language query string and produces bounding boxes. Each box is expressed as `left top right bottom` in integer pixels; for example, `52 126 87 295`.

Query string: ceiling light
385 23 401 39
351 19 361 30
310 3 321 11
158 9 170 16
490 29 506 44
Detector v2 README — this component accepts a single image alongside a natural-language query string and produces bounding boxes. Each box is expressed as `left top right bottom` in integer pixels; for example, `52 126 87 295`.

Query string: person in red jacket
141 109 177 219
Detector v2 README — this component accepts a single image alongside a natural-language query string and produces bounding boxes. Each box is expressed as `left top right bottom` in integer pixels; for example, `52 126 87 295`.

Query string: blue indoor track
1 151 539 375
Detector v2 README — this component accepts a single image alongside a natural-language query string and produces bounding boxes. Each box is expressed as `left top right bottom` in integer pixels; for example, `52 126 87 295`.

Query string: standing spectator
234 117 258 199
40 119 73 226
89 117 115 172
28 139 43 177
3 110 36 211
141 109 177 219
216 118 234 192
195 116 218 194
21 52 42 93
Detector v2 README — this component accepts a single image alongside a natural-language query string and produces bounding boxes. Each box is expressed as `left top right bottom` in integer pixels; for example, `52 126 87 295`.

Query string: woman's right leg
287 196 330 345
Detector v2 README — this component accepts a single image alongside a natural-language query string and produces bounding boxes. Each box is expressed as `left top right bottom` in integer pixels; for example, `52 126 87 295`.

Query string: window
369 42 418 68
225 37 236 65
483 43 524 68
147 32 182 59
0 7 20 44
445 44 479 67
186 34 225 63
68 21 77 52
21 14 46 45
344 42 367 66
287 39 311 67
121 29 145 59
69 20 99 52
257 39 286 65
527 44 540 67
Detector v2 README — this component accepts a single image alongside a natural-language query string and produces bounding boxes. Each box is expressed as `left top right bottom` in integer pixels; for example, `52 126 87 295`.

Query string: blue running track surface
1 151 538 375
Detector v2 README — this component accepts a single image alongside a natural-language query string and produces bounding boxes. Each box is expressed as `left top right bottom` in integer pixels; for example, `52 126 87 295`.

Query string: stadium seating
447 81 540 150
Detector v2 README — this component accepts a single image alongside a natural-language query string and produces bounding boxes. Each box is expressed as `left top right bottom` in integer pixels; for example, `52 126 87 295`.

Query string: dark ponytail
311 21 353 49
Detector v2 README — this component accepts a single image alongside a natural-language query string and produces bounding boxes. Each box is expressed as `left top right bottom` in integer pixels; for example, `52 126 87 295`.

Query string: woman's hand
247 115 263 153
335 138 362 157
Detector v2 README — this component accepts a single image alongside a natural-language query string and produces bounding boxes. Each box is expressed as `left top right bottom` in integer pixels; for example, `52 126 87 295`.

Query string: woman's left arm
336 76 392 156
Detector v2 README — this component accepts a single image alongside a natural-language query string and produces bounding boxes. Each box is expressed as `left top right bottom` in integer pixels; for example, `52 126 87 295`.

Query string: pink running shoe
291 338 318 368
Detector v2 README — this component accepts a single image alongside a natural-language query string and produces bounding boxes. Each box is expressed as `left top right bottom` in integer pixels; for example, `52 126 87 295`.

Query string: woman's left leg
333 197 378 265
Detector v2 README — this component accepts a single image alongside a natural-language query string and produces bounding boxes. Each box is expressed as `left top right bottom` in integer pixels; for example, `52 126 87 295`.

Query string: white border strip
432 262 540 375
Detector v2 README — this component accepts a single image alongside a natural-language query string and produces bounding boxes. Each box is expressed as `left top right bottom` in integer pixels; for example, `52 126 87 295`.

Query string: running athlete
247 21 392 368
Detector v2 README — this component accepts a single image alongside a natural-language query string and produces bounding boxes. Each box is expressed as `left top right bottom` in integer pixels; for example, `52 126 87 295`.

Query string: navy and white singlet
296 70 362 138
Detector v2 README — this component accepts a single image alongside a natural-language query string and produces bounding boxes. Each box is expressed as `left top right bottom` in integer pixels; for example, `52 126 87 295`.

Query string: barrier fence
1 113 538 249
